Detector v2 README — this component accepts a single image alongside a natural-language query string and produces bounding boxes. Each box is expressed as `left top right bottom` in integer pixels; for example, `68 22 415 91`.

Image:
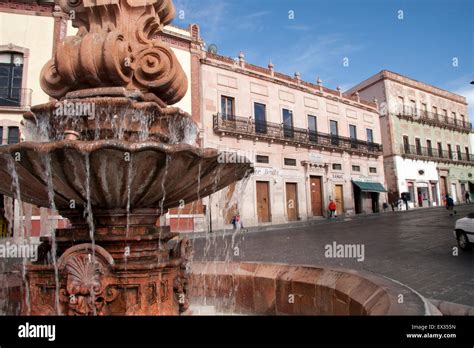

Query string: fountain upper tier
42 0 187 105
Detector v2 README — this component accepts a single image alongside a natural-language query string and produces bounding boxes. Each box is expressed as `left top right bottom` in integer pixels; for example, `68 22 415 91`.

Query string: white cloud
453 86 474 122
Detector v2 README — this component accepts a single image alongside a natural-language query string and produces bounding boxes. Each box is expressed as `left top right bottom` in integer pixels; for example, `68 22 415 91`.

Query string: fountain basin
0 140 252 225
188 262 441 315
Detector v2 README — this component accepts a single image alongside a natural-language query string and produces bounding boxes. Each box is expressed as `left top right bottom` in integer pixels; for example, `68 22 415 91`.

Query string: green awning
352 181 387 193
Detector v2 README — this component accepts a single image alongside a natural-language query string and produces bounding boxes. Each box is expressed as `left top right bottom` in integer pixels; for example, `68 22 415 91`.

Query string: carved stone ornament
40 0 188 105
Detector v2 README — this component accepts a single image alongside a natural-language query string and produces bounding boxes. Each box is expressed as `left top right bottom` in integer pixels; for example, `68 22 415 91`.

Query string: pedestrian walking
231 213 244 230
328 200 337 218
465 191 471 204
445 194 456 216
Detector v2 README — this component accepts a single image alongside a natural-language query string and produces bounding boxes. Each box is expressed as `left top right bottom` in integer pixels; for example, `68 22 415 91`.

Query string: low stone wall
189 262 440 315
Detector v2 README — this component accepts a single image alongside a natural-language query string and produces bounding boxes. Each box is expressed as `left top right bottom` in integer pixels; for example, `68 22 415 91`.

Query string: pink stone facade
200 54 387 230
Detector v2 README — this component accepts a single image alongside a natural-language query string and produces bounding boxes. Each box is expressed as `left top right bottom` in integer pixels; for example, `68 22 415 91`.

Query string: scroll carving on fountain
42 0 187 105
0 0 253 316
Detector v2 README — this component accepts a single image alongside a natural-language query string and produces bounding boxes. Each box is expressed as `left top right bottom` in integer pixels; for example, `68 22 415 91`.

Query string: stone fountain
0 0 251 315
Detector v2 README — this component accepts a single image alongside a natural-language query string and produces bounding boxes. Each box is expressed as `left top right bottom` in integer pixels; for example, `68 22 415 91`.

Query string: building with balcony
0 1 64 240
347 70 473 208
200 52 387 230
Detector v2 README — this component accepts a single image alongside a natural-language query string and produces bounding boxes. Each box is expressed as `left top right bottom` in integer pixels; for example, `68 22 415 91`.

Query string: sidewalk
181 204 457 240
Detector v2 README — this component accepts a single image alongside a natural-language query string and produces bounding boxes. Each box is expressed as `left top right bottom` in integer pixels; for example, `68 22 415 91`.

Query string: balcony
0 88 32 109
213 114 383 157
394 107 471 133
400 144 474 165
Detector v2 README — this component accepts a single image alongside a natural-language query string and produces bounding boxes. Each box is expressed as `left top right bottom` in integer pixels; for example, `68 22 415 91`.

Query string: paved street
192 205 474 307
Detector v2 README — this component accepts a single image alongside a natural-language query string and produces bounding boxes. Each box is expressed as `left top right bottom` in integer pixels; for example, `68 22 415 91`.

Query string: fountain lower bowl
188 262 441 315
0 140 252 224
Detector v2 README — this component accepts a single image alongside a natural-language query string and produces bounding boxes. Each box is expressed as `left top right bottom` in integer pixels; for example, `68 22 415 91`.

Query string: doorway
285 183 298 221
334 185 344 216
310 176 323 216
440 176 447 200
256 181 271 223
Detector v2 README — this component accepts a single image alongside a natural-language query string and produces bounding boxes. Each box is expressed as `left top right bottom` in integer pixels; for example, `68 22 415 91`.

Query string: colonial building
347 70 474 208
200 52 387 230
0 0 64 240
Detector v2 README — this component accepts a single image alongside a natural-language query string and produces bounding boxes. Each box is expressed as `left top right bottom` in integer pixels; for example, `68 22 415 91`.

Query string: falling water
6 154 30 315
123 152 134 314
42 154 61 315
84 153 98 316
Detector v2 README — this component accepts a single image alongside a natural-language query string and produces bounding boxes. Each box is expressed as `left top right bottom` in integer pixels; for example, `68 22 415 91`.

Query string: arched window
0 52 24 107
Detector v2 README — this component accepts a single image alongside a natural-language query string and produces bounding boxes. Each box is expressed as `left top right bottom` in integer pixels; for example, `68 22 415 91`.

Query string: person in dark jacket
445 194 456 216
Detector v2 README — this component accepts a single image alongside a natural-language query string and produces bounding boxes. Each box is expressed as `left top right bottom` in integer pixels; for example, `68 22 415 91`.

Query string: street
192 205 474 307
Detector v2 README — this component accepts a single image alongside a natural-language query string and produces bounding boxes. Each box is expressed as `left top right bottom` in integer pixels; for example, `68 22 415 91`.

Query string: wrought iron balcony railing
213 114 383 156
0 88 32 108
400 144 474 164
393 107 472 132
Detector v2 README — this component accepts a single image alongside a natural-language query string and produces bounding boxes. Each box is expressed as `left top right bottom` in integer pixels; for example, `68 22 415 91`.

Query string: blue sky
173 0 474 119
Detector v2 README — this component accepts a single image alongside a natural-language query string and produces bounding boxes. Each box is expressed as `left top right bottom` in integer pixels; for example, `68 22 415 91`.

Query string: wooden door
256 181 270 222
310 176 323 216
286 183 298 221
335 185 344 215
440 176 447 201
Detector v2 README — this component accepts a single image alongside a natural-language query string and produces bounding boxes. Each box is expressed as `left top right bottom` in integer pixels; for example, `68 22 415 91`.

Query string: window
330 120 338 146
0 52 24 107
457 145 462 160
308 115 317 143
437 142 443 158
443 109 448 118
421 103 427 116
0 126 2 145
284 158 297 166
256 155 269 164
7 126 19 144
465 147 470 161
332 163 342 170
426 139 432 156
410 100 416 115
220 95 235 120
369 167 377 174
415 138 422 155
398 96 404 114
282 108 293 138
366 128 373 143
349 124 357 148
447 144 453 159
352 165 360 172
432 106 438 116
254 102 267 134
403 136 410 154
